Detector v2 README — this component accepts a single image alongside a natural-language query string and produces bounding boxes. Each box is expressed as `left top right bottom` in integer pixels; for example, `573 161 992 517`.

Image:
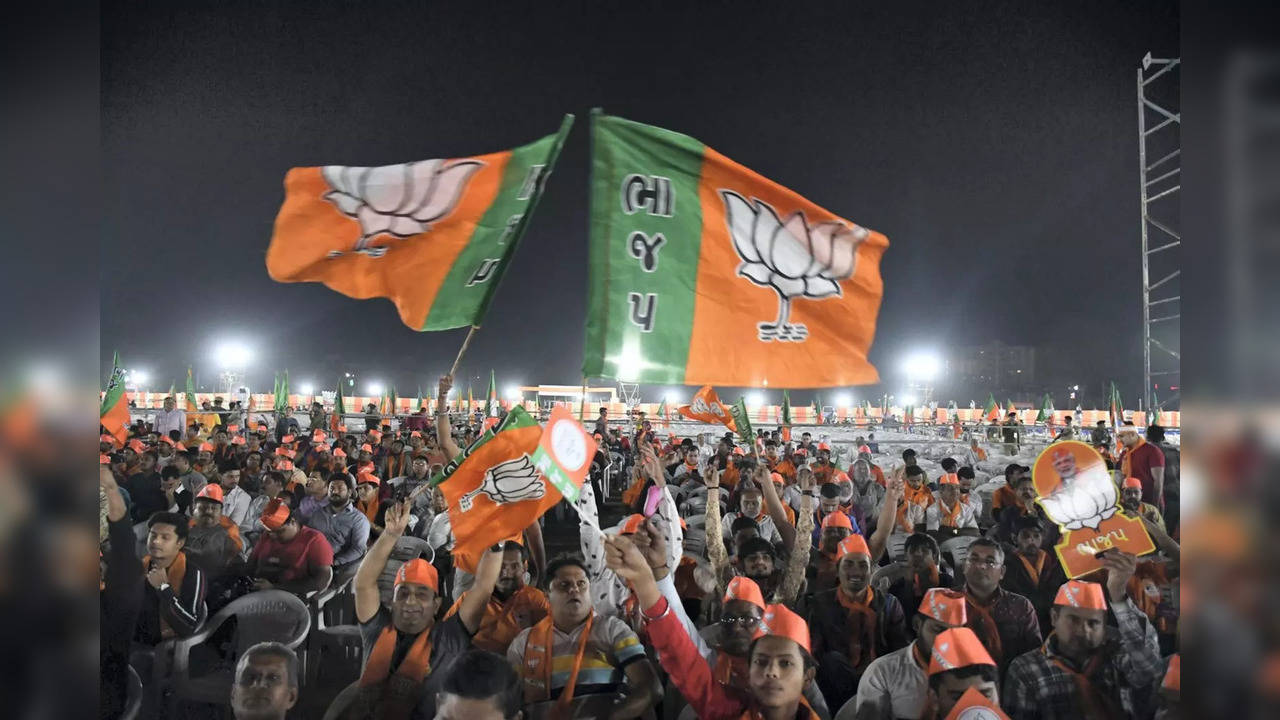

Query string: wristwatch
159 582 171 592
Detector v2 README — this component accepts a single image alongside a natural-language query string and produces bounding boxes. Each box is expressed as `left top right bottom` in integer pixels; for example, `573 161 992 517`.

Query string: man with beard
1119 476 1166 531
811 442 840 484
230 642 299 720
170 450 207 496
246 471 288 546
721 484 781 544
809 509 858 594
297 471 330 523
1004 562 1162 720
389 455 435 516
351 500 504 720
443 541 549 654
959 539 1041 680
708 466 814 608
508 556 661 718
999 515 1066 633
994 474 1057 549
307 471 371 577
925 474 979 542
848 459 886 530
884 534 954 631
990 464 1030 523
247 499 333 595
1116 422 1165 511
809 532 910 711
159 465 193 515
185 484 245 574
126 449 167 523
843 588 969 720
213 462 253 531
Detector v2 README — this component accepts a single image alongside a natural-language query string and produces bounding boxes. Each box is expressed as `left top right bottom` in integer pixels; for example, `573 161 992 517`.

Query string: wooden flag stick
449 325 480 377
578 377 589 422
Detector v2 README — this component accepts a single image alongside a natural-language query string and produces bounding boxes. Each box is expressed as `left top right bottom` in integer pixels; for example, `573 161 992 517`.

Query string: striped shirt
508 614 647 698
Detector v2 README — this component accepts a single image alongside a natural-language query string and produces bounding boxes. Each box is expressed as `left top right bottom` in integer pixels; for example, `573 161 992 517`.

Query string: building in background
946 341 1037 395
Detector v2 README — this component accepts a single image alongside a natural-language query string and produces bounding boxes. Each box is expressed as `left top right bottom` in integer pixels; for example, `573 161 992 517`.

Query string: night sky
101 0 1179 404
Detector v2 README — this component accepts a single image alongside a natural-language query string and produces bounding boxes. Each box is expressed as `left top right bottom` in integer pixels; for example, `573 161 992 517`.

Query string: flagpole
578 377 589 422
449 325 480 377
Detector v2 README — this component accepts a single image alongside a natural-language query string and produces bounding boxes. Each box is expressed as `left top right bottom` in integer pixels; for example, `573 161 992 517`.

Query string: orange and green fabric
100 352 129 446
583 111 889 387
184 367 198 413
267 116 573 331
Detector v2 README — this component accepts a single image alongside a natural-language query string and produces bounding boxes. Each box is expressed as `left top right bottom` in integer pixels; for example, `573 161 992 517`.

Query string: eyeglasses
967 556 1001 569
552 580 590 593
721 615 761 628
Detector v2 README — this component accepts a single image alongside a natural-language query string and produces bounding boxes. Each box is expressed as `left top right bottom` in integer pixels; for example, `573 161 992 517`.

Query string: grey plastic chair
322 680 362 720
376 535 433 606
120 665 142 720
159 589 310 715
305 576 363 688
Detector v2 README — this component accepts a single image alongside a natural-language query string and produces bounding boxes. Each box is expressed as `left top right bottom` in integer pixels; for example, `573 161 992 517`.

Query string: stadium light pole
214 340 252 395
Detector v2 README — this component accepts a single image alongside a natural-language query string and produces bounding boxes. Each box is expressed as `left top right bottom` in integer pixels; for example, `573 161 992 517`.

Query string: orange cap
357 471 380 487
834 470 850 483
822 512 853 530
278 459 295 471
1122 476 1143 490
928 627 996 675
770 472 785 485
759 603 811 653
261 498 290 530
312 430 327 442
231 436 246 445
368 430 382 440
196 484 224 503
939 473 960 485
394 558 438 592
836 534 871 559
360 443 373 453
620 514 646 534
100 433 114 444
199 442 215 452
1162 653 1180 693
281 434 295 444
1054 580 1108 610
857 445 871 454
338 424 348 432
941 686 1011 720
724 576 765 611
918 588 968 626
228 424 240 432
274 447 291 457
128 439 145 453
257 423 269 432
175 442 187 451
99 453 110 464
332 448 348 458
818 442 831 451
410 430 422 438
159 436 175 446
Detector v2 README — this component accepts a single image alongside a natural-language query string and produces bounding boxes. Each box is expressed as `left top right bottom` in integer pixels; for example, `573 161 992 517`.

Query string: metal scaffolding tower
1137 52 1180 415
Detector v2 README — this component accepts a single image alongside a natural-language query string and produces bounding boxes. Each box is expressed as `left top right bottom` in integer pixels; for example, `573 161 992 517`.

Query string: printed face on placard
550 419 589 472
1032 441 1117 532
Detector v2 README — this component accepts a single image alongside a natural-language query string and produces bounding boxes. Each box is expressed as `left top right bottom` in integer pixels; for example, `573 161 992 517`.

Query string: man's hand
705 467 720 491
146 566 169 589
437 375 454 404
641 444 665 488
797 467 816 493
634 515 669 573
1101 550 1138 603
604 535 654 585
885 476 904 504
383 500 412 538
99 466 118 492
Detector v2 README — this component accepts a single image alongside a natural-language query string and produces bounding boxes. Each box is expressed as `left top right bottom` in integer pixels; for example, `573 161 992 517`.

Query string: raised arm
758 465 796 548
776 469 816 606
435 375 461 459
703 467 729 596
523 520 546 583
355 499 411 623
868 476 903 564
456 544 504 633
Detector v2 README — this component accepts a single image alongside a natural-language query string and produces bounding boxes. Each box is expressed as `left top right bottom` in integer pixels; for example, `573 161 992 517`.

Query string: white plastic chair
158 589 310 715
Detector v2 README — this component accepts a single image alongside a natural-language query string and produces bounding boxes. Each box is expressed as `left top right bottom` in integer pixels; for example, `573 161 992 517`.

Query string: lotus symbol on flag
690 394 727 419
459 455 546 512
721 191 870 342
1038 450 1119 531
321 159 484 258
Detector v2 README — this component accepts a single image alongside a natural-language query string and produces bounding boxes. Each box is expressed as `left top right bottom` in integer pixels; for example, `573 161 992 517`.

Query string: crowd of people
100 377 1181 719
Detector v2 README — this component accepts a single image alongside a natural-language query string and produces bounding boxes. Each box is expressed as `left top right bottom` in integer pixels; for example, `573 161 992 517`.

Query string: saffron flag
267 117 574 331
582 112 889 388
983 393 998 422
1109 381 1123 427
677 385 736 432
529 406 597 504
100 352 129 446
437 407 564 572
185 367 198 412
780 389 792 442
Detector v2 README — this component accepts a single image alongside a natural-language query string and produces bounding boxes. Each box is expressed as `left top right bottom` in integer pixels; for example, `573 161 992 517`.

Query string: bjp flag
267 116 573 331
582 111 889 387
677 385 736 432
100 352 129 446
437 406 565 572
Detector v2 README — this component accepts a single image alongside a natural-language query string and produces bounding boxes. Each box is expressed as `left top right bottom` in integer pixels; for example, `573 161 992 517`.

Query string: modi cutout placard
1032 440 1155 578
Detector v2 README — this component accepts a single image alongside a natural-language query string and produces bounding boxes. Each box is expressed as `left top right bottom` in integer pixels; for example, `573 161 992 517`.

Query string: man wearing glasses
960 538 1042 680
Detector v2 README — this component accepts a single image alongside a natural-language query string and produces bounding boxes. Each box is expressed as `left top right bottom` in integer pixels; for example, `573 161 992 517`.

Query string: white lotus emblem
690 395 727 419
721 191 869 342
1038 451 1118 531
322 159 484 258
459 455 546 512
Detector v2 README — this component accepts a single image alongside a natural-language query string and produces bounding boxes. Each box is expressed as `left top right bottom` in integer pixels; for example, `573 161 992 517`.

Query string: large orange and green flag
266 116 574 331
331 380 346 432
582 112 889 388
435 406 571 572
983 393 998 422
100 352 129 446
677 385 736 432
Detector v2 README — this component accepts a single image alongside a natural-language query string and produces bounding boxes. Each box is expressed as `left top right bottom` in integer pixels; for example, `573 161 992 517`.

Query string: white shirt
221 485 252 529
578 481 681 622
925 493 979 531
153 408 187 438
721 511 781 544
842 643 927 720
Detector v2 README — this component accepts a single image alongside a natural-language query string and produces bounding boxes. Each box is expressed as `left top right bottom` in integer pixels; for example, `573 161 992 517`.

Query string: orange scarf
736 696 821 720
523 613 594 713
359 622 434 720
714 650 749 688
965 592 1004 665
1044 636 1124 720
358 496 381 525
938 499 962 528
1120 437 1146 480
142 551 187 639
836 586 878 671
912 564 941 596
1018 549 1047 587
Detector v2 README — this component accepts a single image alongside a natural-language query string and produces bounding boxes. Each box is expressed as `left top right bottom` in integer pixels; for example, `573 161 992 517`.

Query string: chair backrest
120 665 143 720
940 535 979 570
377 536 434 605
322 681 363 720
218 589 312 654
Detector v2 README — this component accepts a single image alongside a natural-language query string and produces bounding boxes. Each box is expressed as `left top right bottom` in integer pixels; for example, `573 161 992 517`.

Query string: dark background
100 0 1179 406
